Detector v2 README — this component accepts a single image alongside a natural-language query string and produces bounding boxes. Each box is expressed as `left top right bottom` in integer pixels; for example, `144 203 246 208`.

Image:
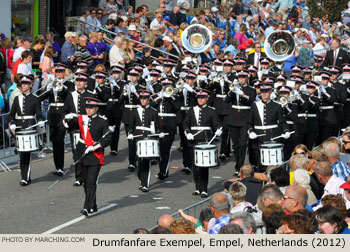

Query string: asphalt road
0 131 235 234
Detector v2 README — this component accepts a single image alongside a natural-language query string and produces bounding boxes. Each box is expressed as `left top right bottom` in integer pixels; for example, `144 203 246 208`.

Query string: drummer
66 97 111 216
127 90 162 192
9 75 45 186
183 88 222 198
247 84 289 171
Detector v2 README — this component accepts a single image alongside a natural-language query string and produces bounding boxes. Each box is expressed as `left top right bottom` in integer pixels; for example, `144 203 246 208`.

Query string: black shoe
181 167 191 175
73 181 83 187
151 160 158 165
178 147 183 152
157 173 168 180
56 169 64 176
219 153 228 160
138 185 143 190
192 190 200 195
89 208 98 214
141 186 149 192
110 150 118 156
20 180 29 186
128 164 136 171
81 209 89 216
201 191 208 198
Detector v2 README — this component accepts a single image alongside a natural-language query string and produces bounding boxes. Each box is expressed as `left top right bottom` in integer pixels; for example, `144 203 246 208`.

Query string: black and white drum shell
16 130 40 152
136 139 160 159
194 143 218 167
260 142 284 166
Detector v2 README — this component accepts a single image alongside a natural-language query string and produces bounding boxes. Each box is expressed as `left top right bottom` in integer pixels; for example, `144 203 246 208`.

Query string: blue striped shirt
331 160 350 181
209 213 231 234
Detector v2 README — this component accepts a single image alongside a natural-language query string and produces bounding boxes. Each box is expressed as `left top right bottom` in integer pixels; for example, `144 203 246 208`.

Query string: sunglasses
294 152 305 155
283 196 295 200
91 12 96 14
343 140 350 144
97 12 103 15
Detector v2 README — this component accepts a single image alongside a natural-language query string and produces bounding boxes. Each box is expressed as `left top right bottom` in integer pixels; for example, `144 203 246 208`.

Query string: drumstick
271 131 295 141
256 134 266 137
147 133 170 137
192 129 204 137
24 120 48 130
207 127 223 145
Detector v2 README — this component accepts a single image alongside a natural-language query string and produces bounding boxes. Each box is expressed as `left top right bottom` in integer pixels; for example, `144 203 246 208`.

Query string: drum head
194 143 217 149
260 141 283 148
17 130 38 135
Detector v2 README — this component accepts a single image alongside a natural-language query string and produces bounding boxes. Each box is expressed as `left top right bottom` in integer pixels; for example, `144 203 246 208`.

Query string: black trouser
19 152 31 181
109 117 122 152
137 159 151 188
230 125 248 171
248 140 257 166
178 124 186 148
219 115 230 156
190 147 209 192
316 125 336 146
50 126 66 170
70 132 83 183
124 124 136 166
332 106 343 137
159 134 175 176
299 131 317 151
82 164 100 210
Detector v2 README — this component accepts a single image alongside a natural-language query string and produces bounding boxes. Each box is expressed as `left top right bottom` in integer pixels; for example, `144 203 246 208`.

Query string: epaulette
87 89 96 94
98 114 107 120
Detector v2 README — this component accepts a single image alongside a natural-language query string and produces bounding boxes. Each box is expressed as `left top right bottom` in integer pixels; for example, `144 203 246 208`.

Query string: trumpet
163 85 175 97
229 79 240 91
277 94 300 106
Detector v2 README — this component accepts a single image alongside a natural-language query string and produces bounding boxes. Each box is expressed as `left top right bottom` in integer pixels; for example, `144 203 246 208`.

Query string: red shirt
0 48 14 69
12 58 21 75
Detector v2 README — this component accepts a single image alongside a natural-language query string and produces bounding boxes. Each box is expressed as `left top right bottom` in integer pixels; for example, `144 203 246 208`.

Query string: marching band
8 28 350 215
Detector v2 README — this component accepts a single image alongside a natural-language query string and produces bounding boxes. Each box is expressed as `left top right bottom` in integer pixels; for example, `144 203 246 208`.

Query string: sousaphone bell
181 24 212 54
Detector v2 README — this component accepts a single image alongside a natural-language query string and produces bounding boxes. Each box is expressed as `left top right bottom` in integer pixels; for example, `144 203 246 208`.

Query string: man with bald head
283 185 308 213
324 143 350 181
208 193 231 234
157 214 174 229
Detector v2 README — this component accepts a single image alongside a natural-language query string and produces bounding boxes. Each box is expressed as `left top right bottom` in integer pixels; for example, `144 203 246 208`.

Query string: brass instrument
264 30 295 62
229 79 240 91
277 94 300 106
181 24 213 54
164 85 174 97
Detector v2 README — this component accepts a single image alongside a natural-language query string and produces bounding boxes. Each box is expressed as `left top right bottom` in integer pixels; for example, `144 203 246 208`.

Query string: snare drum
16 130 40 152
136 139 160 159
260 142 284 166
194 143 218 167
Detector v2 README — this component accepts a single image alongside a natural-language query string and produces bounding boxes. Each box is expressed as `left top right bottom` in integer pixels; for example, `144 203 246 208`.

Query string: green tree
307 0 348 23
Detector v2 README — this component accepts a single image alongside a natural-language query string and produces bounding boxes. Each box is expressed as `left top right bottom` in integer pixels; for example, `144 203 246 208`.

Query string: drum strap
78 115 104 165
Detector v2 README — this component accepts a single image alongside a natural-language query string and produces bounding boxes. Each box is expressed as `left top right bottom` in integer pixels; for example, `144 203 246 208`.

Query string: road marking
129 195 139 198
153 197 162 200
212 176 222 179
42 203 118 234
155 206 170 210
165 181 173 183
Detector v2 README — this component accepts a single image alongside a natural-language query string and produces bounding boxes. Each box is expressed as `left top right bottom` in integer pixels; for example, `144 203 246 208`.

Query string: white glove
220 78 225 86
215 128 223 136
183 83 194 92
84 146 95 155
130 84 137 93
320 85 326 93
249 132 258 139
127 134 134 140
300 85 307 93
46 82 53 91
233 87 243 95
146 84 154 93
186 133 194 140
65 113 74 120
210 72 218 78
109 126 115 132
38 121 45 128
270 92 277 100
158 91 164 98
282 132 291 139
10 124 16 131
159 132 166 138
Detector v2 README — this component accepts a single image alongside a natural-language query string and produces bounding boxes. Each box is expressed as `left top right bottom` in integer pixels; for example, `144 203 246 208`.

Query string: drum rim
195 143 217 149
16 130 38 134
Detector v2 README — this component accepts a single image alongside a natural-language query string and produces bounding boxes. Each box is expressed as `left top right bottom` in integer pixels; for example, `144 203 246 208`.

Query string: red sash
78 115 104 165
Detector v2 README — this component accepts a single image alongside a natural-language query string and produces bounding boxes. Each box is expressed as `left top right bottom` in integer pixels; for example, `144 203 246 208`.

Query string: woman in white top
17 50 33 75
229 181 254 214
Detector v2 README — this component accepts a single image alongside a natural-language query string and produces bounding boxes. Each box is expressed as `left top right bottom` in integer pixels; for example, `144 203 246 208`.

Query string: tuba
181 24 213 54
264 30 295 62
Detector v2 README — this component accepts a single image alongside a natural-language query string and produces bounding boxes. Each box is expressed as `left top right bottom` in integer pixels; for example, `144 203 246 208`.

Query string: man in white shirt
150 13 165 30
314 161 350 209
13 37 32 63
109 36 125 77
176 0 190 15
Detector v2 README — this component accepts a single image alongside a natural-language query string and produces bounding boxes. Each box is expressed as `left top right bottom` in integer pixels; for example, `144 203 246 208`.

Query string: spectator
283 185 308 213
269 166 290 194
17 51 33 75
178 208 213 234
115 17 128 35
75 35 93 67
324 143 350 181
259 183 284 209
150 226 172 234
157 214 174 229
30 37 46 73
77 8 90 36
0 38 14 94
169 218 195 234
13 36 22 51
293 169 318 206
219 223 244 234
313 206 350 234
60 32 76 68
109 36 125 69
276 213 314 234
9 74 23 109
229 181 254 213
87 8 102 33
321 194 348 221
299 40 312 66
96 31 109 62
234 24 248 49
208 193 231 234
45 32 61 63
177 0 190 15
169 6 186 28
13 37 32 63
40 46 54 78
87 32 103 67
132 228 149 234
283 49 299 77
98 0 116 25
101 19 115 46
229 211 257 234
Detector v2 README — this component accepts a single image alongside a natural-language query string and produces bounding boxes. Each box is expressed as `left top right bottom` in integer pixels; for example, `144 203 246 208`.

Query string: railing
147 196 211 232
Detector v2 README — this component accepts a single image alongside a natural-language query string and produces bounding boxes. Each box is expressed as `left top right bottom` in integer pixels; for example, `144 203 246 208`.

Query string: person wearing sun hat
9 75 45 186
127 90 161 192
66 96 111 216
183 88 221 198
